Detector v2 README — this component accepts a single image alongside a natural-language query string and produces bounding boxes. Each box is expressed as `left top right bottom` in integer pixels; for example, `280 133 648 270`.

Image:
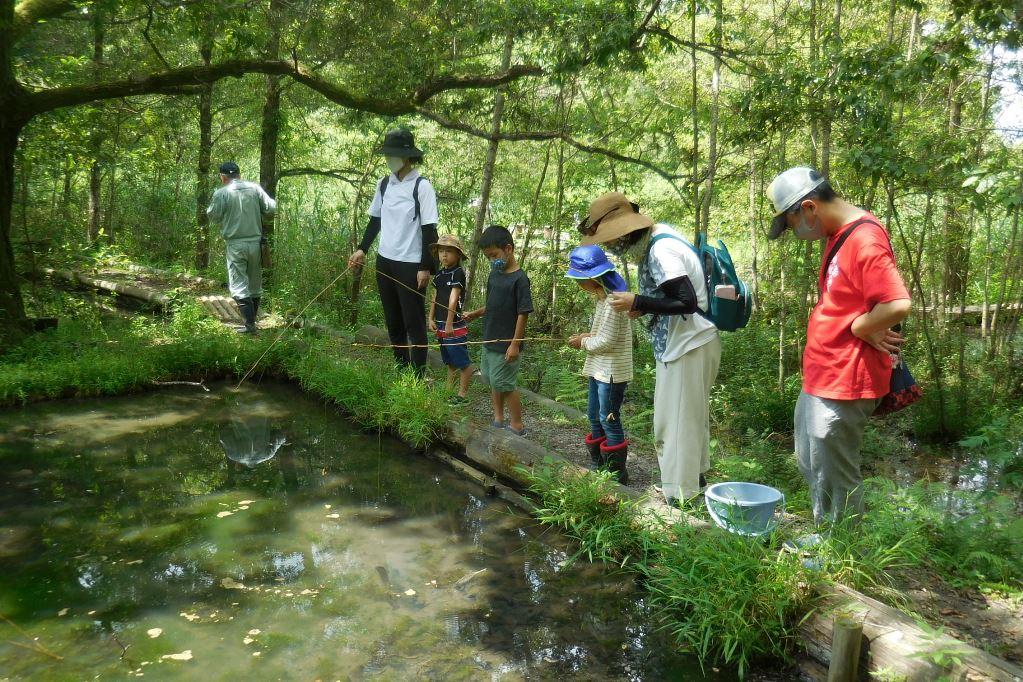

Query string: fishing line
236 263 356 387
349 336 566 350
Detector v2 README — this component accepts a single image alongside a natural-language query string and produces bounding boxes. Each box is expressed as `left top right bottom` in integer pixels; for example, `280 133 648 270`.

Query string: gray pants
794 391 877 524
226 238 262 299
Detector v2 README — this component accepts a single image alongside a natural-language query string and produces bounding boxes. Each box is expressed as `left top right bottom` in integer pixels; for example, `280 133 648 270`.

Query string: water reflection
219 416 287 467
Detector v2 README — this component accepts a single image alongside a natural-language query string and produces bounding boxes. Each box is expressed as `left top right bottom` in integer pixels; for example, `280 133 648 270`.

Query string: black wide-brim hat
376 128 423 158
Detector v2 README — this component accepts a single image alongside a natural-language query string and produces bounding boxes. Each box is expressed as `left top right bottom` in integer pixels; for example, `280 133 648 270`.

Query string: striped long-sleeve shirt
581 297 633 384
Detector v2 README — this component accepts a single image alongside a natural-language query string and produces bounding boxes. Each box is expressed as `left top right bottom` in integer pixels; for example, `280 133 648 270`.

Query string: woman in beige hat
578 192 721 506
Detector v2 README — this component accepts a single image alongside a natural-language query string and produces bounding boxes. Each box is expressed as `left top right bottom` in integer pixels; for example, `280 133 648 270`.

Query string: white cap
766 167 826 239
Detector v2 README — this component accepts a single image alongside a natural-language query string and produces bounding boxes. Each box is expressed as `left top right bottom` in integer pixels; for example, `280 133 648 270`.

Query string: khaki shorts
480 347 521 393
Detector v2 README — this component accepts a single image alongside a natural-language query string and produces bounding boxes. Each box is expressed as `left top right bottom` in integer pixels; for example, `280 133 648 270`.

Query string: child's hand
428 319 438 332
464 310 480 322
505 346 520 362
568 334 583 350
627 310 644 319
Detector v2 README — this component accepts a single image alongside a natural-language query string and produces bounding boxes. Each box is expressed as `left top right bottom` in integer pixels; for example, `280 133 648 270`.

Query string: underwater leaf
161 650 193 661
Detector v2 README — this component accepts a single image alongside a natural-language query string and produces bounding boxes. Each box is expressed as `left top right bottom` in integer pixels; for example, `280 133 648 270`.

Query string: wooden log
206 296 242 323
826 615 863 682
800 583 1023 681
46 268 170 308
124 263 220 287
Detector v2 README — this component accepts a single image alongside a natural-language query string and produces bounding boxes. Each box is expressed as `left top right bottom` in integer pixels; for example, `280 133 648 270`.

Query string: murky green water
0 382 735 680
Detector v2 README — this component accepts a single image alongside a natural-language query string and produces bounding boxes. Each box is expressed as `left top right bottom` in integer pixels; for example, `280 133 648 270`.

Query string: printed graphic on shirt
824 257 841 292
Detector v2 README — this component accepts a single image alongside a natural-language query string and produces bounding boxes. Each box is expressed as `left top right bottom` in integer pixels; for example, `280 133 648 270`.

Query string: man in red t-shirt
767 167 911 526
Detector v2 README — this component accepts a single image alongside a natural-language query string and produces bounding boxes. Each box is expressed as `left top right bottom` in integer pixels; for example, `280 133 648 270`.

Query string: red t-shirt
802 214 910 400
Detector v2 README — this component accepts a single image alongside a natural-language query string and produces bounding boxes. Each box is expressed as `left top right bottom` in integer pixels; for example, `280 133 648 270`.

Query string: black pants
376 255 428 373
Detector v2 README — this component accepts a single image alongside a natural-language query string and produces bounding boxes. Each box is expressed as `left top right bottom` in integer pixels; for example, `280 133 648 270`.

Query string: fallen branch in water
151 380 210 392
0 614 64 661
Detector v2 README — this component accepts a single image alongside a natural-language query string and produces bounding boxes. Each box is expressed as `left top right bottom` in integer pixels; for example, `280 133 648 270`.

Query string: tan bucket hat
578 192 654 246
429 234 468 259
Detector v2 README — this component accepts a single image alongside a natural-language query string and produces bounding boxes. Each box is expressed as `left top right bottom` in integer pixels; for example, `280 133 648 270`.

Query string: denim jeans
587 377 628 446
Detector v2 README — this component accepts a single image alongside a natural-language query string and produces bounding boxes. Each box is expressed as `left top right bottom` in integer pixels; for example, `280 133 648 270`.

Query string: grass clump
644 522 807 678
0 301 270 405
525 460 812 676
284 337 450 448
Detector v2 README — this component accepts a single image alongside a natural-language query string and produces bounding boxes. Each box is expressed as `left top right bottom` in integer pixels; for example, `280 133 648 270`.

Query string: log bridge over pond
44 265 1023 682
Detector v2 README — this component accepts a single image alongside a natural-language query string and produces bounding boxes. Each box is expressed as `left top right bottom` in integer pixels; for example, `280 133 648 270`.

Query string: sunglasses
577 202 641 236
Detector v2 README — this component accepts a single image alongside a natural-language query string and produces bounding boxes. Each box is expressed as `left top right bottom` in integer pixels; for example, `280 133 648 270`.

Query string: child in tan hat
429 235 473 405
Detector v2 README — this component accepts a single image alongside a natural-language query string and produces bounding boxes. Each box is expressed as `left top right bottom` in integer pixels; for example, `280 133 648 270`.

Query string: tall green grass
283 338 451 448
525 460 812 676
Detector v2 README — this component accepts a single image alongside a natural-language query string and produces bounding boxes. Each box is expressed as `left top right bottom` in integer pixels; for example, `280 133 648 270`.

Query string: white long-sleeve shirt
581 297 633 384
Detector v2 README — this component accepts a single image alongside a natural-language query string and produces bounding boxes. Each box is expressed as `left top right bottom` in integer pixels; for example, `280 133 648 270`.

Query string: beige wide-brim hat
578 191 654 246
429 234 468 259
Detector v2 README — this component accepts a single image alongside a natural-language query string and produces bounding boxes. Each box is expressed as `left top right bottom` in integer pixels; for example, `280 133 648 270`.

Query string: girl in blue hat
566 245 634 483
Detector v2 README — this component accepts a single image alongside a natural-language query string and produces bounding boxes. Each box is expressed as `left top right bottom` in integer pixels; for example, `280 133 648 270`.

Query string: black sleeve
358 216 381 253
633 275 699 315
420 222 438 272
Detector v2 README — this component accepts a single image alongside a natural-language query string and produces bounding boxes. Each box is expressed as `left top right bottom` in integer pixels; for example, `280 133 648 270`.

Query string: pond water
0 382 738 680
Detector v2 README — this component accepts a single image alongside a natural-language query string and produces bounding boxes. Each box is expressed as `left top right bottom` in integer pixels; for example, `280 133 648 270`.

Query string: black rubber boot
251 296 260 319
601 440 630 485
235 297 257 334
585 434 606 470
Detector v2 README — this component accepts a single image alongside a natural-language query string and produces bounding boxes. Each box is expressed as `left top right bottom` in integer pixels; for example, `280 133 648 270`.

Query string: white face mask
793 211 826 240
385 156 406 174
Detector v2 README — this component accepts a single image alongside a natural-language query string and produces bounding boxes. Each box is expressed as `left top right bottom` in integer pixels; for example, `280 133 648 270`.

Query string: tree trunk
748 151 759 307
259 0 285 284
698 0 722 239
0 120 28 346
0 0 29 345
465 34 513 306
519 141 552 269
88 157 101 241
690 0 700 238
87 6 104 243
981 210 991 337
347 152 378 327
990 203 1020 358
548 126 566 331
103 117 120 245
194 38 213 271
943 80 967 305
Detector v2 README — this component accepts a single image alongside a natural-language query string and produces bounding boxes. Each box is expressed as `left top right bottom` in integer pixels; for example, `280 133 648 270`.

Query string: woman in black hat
349 129 439 376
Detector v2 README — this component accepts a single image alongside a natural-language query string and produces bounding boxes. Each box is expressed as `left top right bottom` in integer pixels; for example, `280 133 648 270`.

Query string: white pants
226 239 262 299
654 336 721 500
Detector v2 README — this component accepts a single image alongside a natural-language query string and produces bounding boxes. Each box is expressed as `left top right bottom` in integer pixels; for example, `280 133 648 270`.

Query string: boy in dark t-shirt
428 235 473 405
464 225 533 436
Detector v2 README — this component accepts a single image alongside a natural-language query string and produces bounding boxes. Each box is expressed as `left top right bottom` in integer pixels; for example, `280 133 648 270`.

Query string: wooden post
827 614 863 682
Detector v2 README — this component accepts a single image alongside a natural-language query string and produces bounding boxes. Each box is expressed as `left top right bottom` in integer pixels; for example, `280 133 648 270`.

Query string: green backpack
647 231 753 332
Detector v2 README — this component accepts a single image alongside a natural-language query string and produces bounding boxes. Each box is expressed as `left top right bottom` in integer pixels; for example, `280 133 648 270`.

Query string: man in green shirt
206 162 277 334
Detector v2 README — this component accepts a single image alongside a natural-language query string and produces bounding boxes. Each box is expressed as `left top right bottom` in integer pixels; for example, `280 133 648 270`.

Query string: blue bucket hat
565 245 627 292
566 245 615 279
